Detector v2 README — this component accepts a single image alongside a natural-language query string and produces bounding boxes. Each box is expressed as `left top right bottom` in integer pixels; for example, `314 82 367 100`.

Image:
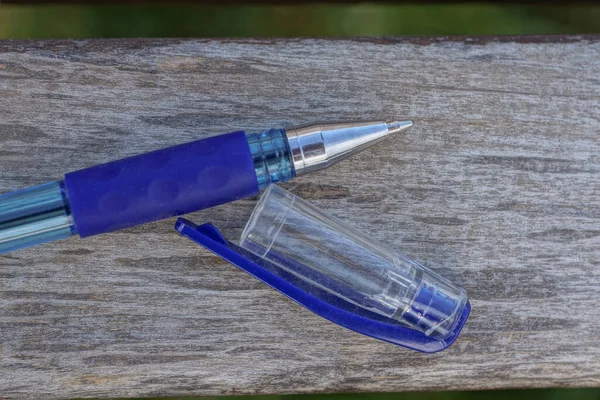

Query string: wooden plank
0 36 599 399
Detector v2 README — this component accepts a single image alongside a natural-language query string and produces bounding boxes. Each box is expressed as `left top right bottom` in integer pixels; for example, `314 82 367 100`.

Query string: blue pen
0 120 412 254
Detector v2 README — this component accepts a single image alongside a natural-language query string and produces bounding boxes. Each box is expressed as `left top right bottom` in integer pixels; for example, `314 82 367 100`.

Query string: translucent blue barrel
0 181 76 254
0 128 295 254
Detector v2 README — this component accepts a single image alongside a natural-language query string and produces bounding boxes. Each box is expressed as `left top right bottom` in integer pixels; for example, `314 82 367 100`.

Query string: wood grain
0 37 599 399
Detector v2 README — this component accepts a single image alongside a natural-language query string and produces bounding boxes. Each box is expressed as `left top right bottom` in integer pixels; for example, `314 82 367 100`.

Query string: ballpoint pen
0 120 413 254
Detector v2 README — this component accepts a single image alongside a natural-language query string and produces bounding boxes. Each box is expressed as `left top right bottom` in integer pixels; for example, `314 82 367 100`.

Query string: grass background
0 4 599 38
2 2 600 399
153 390 600 400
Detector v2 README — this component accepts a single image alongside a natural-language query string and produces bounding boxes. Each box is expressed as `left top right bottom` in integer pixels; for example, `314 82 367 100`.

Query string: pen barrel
0 181 75 254
64 131 260 238
246 128 295 189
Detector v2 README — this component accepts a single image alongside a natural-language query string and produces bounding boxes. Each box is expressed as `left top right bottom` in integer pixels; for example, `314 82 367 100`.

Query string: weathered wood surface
0 37 599 399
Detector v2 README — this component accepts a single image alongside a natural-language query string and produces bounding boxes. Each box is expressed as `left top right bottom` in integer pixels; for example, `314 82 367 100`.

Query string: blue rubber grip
64 131 259 238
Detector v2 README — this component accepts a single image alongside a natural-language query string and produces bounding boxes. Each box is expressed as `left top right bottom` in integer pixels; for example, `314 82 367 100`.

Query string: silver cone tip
386 120 414 135
286 119 414 176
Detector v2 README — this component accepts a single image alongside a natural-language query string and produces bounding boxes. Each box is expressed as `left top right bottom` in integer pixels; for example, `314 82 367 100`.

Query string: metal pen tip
286 119 415 176
386 120 414 135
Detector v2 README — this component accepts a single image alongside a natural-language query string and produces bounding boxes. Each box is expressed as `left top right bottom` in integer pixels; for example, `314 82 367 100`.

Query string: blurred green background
0 4 600 38
131 390 600 400
3 2 599 400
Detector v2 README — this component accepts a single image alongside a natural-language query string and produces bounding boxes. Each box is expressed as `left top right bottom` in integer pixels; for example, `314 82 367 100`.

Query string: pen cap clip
240 185 468 341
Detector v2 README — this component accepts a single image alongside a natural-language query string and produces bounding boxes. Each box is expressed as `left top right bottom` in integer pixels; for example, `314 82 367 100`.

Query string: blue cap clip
175 218 470 353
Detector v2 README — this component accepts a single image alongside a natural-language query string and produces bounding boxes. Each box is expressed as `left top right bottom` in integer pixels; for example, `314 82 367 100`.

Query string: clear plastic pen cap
240 185 468 340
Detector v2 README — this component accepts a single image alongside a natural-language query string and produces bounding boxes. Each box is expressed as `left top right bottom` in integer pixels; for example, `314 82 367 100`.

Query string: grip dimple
148 179 179 203
64 131 259 238
98 192 129 214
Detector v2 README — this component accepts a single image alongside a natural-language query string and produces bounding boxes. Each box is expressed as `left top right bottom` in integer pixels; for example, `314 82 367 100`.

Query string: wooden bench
0 37 599 399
